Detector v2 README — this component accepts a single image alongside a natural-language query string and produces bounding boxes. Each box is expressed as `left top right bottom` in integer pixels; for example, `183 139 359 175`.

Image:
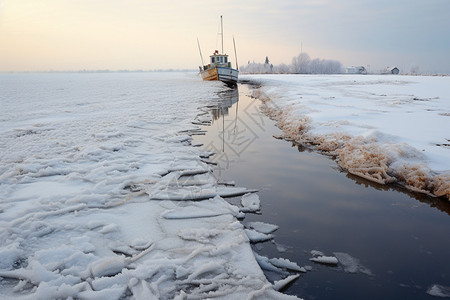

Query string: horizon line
0 68 198 74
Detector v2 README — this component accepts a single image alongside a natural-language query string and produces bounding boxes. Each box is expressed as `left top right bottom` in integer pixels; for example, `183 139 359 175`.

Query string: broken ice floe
149 185 255 201
244 229 273 243
427 284 450 298
310 256 338 265
309 250 373 275
309 250 338 265
252 253 306 292
253 252 308 275
243 220 279 243
269 257 306 273
333 252 373 275
275 242 289 253
161 195 244 219
273 274 301 291
145 169 256 201
253 253 286 274
310 250 324 257
240 192 261 212
247 221 279 234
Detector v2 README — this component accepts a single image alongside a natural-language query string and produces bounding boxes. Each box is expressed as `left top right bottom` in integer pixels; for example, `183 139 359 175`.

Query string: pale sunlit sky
1 0 449 73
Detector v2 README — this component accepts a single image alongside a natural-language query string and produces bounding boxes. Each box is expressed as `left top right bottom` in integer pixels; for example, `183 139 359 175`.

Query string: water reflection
345 168 450 216
201 86 269 177
210 88 238 120
287 135 450 216
194 84 450 300
200 85 450 215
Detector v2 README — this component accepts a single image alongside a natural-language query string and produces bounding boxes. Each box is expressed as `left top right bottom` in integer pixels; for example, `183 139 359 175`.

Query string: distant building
345 66 367 74
384 66 400 74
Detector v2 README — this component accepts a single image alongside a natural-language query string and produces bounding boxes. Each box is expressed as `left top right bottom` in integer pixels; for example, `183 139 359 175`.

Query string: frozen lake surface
1 72 449 299
193 83 450 299
0 72 299 299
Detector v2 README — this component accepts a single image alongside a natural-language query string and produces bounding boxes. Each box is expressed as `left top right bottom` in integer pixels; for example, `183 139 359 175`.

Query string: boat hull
218 67 239 85
200 67 219 81
201 66 238 85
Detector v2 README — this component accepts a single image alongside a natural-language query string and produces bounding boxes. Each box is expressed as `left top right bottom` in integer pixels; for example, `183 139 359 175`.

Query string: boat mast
197 37 205 66
221 15 224 54
233 36 238 71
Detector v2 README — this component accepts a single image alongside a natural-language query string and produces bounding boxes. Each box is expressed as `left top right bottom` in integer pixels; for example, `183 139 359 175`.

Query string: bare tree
291 53 311 74
240 52 343 74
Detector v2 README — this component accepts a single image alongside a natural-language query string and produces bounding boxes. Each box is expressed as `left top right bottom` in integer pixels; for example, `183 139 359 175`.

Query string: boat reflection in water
210 88 239 121
197 85 269 177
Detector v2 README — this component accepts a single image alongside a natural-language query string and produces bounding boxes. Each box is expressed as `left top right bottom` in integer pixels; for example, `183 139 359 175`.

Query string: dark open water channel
193 84 450 299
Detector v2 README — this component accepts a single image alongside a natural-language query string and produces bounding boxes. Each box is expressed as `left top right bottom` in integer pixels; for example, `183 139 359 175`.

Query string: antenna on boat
197 37 205 66
221 15 224 54
233 36 239 71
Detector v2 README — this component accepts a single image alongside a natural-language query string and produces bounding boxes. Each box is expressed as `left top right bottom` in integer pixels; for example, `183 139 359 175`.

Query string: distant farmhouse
345 66 367 74
383 66 400 74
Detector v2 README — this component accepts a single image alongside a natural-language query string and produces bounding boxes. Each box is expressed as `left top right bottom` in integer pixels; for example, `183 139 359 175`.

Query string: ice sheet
0 73 300 299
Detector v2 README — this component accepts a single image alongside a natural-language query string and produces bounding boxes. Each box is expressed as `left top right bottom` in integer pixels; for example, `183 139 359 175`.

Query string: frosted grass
245 74 450 199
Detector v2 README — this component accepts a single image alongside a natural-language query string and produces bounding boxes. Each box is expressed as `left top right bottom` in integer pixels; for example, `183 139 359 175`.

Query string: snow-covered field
244 74 450 199
0 72 300 299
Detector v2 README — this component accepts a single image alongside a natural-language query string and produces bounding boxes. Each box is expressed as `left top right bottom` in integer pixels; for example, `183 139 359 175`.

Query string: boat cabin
203 50 231 70
211 50 228 64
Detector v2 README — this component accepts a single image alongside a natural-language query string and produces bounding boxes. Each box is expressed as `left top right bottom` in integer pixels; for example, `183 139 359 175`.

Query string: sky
1 0 449 74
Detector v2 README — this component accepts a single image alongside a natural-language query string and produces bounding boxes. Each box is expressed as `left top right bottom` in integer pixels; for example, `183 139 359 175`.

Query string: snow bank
0 73 299 299
245 74 450 199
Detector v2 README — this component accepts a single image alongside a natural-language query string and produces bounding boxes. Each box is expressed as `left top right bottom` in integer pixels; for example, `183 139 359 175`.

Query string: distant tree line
241 52 343 74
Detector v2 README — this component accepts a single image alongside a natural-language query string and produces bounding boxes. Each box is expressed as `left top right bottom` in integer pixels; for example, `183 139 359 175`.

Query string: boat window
224 57 228 63
220 56 223 63
211 57 215 63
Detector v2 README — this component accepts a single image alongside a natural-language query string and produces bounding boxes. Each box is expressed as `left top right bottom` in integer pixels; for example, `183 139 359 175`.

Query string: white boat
198 16 239 86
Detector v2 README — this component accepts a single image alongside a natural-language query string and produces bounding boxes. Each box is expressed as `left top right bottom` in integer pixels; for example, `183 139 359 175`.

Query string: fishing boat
198 16 239 86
